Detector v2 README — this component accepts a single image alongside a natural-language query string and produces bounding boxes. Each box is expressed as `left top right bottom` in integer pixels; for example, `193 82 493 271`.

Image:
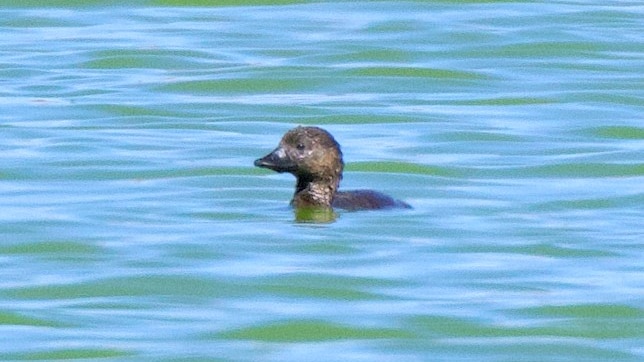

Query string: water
1 1 642 360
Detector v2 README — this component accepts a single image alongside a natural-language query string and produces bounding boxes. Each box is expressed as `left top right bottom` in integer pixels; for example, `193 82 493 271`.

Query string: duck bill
254 146 297 173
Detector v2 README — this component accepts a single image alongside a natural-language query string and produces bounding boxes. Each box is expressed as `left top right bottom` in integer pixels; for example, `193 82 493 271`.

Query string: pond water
1 1 642 361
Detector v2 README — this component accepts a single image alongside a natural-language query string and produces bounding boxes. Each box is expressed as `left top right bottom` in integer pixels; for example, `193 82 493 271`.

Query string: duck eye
296 143 305 151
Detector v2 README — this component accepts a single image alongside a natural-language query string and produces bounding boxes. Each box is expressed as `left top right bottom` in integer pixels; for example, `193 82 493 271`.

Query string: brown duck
254 126 410 212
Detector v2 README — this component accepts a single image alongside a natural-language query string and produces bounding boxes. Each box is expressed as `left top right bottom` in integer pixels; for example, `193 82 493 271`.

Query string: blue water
1 2 643 361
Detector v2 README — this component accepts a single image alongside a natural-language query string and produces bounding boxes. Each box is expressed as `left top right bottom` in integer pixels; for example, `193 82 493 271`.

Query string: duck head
255 126 343 181
254 126 344 209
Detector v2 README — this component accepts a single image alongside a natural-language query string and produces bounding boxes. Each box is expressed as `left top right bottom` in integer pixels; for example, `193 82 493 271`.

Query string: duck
254 126 410 215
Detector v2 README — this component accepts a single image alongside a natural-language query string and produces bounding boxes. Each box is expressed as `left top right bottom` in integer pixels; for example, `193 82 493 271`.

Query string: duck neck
292 176 338 208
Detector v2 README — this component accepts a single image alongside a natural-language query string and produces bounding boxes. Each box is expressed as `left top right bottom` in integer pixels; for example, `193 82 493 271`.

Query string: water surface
1 1 642 361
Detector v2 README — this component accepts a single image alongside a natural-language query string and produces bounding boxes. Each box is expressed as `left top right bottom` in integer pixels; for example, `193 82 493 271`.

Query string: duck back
332 189 411 211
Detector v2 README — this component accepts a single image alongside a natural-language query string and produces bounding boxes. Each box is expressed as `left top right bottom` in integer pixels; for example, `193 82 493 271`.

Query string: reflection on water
294 207 337 224
1 2 642 361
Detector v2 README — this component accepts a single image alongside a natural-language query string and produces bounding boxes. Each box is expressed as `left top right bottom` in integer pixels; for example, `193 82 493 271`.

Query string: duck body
333 189 410 211
254 126 410 212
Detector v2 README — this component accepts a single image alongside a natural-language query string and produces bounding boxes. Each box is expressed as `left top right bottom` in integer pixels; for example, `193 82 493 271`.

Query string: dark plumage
254 126 410 212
